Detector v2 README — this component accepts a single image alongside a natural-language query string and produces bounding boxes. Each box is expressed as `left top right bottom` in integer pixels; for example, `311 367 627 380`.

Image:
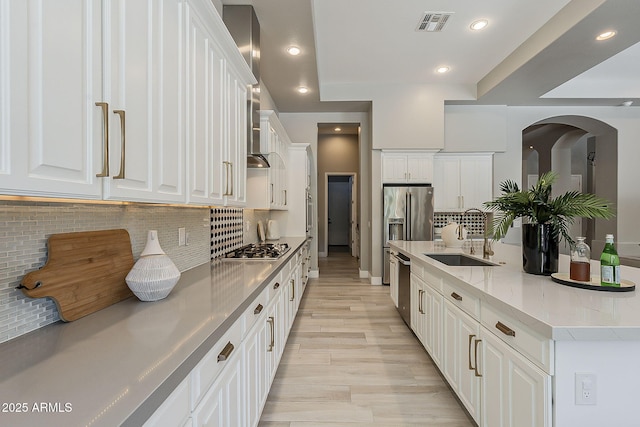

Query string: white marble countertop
389 240 640 341
0 237 307 427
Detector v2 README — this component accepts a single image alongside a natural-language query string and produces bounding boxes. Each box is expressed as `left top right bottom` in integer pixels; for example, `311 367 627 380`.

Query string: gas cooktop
224 243 290 260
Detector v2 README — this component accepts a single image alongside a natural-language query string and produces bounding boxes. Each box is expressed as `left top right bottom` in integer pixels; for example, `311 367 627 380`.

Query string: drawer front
242 286 270 337
443 279 479 320
191 317 243 409
481 303 554 374
144 377 190 427
267 273 283 303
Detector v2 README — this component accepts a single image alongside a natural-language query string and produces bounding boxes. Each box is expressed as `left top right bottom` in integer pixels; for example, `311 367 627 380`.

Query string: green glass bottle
600 234 621 286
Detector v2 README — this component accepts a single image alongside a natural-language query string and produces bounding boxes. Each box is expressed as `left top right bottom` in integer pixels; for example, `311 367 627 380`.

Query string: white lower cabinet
192 354 243 427
443 299 481 423
480 327 552 427
389 252 399 308
408 260 551 427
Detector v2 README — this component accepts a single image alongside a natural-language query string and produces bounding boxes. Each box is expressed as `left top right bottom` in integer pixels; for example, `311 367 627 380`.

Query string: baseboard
359 269 369 279
370 276 382 285
308 270 319 279
318 251 327 258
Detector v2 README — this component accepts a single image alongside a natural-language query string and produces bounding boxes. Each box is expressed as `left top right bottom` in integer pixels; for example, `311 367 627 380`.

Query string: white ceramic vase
441 222 467 248
126 230 181 301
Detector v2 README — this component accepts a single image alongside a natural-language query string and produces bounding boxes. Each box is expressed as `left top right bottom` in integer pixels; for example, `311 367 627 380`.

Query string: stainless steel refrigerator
383 184 434 284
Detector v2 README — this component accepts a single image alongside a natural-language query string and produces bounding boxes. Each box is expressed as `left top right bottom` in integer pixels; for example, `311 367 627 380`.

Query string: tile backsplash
434 211 490 237
0 201 210 344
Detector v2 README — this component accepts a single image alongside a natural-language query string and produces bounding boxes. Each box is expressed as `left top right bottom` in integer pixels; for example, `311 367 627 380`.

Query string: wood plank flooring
259 251 475 427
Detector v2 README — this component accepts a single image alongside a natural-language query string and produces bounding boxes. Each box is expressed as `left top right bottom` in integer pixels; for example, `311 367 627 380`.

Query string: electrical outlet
178 228 186 246
575 373 597 405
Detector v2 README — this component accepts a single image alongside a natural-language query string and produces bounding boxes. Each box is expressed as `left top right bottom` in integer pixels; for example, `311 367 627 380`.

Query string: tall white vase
126 230 181 301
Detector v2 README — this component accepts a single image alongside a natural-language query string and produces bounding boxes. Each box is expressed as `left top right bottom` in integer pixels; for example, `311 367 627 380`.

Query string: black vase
522 223 559 275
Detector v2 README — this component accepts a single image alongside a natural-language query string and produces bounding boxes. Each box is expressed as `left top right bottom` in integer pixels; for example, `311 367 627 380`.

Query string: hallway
259 252 474 426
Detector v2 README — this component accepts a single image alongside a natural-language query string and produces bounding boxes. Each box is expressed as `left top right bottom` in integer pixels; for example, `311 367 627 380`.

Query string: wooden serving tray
20 229 135 321
551 273 635 292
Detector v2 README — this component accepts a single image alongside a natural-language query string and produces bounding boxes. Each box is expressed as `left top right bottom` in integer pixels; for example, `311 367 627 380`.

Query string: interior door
327 179 350 246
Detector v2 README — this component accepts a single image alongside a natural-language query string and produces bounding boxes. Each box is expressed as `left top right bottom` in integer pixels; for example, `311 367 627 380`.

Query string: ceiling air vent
416 12 453 32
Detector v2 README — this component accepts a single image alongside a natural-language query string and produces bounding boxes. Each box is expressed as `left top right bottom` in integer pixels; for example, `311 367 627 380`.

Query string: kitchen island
0 237 308 427
390 240 640 427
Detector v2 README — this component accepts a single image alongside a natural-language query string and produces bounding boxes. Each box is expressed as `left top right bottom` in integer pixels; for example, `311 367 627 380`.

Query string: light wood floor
259 251 475 427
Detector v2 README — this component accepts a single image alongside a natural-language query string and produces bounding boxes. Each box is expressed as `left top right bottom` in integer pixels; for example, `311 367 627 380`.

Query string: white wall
444 105 508 152
479 106 640 249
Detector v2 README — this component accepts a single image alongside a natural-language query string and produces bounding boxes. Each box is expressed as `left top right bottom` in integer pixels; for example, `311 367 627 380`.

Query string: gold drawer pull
254 303 264 315
474 339 482 377
267 316 275 352
290 279 295 301
451 292 462 301
217 341 234 362
273 282 280 289
496 321 516 337
468 334 476 371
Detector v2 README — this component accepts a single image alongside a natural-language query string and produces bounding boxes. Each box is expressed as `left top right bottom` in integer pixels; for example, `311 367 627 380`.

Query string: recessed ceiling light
470 20 488 31
596 31 616 41
436 66 450 74
297 86 309 94
334 127 342 132
287 46 301 56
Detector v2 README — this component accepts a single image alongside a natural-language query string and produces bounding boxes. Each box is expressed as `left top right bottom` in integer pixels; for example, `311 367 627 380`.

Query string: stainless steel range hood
223 5 270 168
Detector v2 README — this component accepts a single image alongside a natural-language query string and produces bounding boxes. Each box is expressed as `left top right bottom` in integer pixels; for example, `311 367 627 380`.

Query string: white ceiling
222 0 640 112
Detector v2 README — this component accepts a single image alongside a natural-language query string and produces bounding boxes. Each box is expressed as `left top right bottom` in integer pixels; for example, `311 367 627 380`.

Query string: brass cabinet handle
474 338 482 377
267 316 275 352
418 289 424 314
95 102 109 177
273 282 280 290
271 183 274 203
451 292 463 301
290 279 295 301
496 321 516 337
468 334 476 371
228 162 233 196
217 341 234 362
284 189 287 205
112 110 125 179
223 162 231 196
254 303 264 315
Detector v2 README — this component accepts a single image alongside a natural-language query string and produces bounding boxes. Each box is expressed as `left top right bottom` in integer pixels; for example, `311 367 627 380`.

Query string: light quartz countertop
389 240 640 341
0 237 307 427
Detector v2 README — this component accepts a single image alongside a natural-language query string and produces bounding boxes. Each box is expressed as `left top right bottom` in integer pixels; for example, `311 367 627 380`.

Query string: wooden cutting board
20 229 135 322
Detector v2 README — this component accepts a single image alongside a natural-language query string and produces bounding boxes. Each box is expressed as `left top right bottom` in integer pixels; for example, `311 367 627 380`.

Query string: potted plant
483 171 614 275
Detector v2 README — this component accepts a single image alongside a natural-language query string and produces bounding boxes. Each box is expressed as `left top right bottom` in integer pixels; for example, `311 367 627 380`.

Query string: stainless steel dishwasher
394 252 411 326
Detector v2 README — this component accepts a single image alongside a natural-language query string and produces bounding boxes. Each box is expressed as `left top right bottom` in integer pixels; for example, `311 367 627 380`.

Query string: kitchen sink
424 253 498 267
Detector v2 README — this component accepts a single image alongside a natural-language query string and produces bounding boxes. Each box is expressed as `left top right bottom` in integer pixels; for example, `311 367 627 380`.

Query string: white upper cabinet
2 0 252 206
104 0 186 203
1 0 104 199
246 110 290 210
433 154 493 211
382 151 435 183
185 0 253 207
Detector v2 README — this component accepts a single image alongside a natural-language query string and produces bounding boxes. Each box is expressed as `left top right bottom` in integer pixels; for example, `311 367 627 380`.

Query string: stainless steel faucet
460 208 494 259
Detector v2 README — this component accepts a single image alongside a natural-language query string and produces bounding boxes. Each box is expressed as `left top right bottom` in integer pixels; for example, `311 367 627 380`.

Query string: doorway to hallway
326 173 358 259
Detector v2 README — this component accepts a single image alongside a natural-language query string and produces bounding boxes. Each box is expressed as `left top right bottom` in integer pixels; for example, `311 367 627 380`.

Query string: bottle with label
570 237 591 282
600 234 621 286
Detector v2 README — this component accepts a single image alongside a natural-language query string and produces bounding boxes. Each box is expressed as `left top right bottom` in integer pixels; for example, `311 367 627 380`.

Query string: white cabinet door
382 155 408 183
433 156 462 211
424 284 443 368
192 354 243 427
433 154 493 211
105 0 185 203
410 274 426 346
1 0 104 198
406 154 434 183
480 328 552 427
185 0 225 205
143 377 190 427
459 155 492 209
443 300 481 423
244 316 268 427
224 72 247 206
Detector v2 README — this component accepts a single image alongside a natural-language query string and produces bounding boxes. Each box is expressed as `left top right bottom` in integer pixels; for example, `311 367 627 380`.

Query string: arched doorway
522 115 617 255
